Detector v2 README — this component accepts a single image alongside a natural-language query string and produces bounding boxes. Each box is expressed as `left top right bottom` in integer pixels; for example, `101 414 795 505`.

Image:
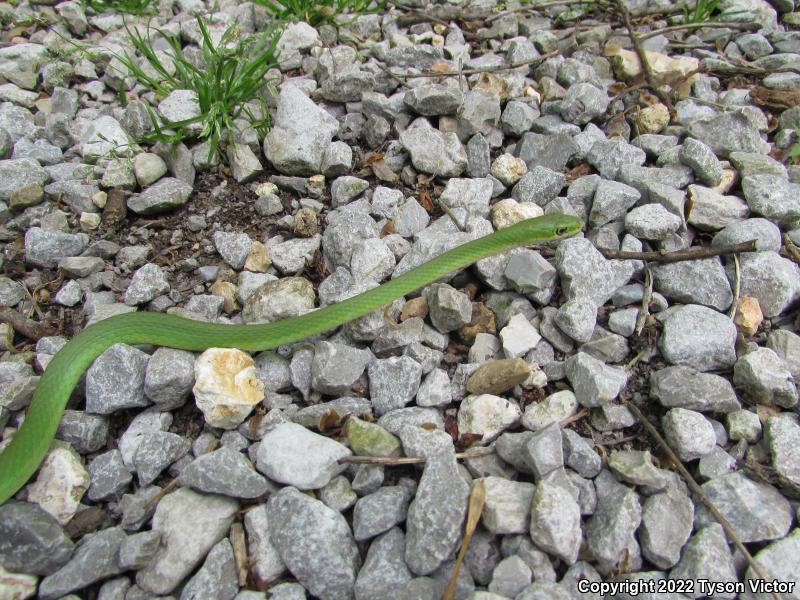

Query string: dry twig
0 308 59 341
621 398 783 600
533 239 757 263
339 446 494 465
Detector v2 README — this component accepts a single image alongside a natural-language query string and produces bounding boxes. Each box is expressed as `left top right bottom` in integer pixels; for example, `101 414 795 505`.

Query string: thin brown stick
601 240 757 263
338 447 494 465
637 21 760 40
533 239 757 263
0 308 59 341
230 522 249 587
728 253 741 320
634 265 653 336
621 398 783 600
444 479 486 600
377 50 558 80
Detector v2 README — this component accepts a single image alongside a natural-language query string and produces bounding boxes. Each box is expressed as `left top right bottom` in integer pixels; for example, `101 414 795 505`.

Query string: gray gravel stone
180 538 238 600
144 347 195 408
679 137 724 186
353 486 410 541
124 263 170 305
764 416 800 486
39 527 126 600
457 89 501 141
180 446 269 498
729 151 787 178
733 347 797 408
502 100 539 137
0 501 74 576
529 477 581 564
562 429 602 478
127 177 193 215
516 131 578 171
354 528 413 600
585 470 642 575
565 352 627 408
256 422 350 490
767 329 800 381
512 166 565 206
668 523 738 598
136 488 238 595
696 472 793 543
624 203 683 240
586 138 646 179
687 110 770 158
243 504 285 584
652 258 733 311
741 174 800 225
263 85 339 176
368 356 423 415
467 133 491 177
439 177 494 218
662 407 716 461
87 449 132 501
85 343 150 414
711 217 782 252
399 117 467 177
0 157 49 202
524 422 563 479
404 83 462 116
728 251 800 317
213 231 253 270
639 490 694 569
481 476 535 534
589 179 641 227
658 304 737 371
426 283 472 333
119 531 161 571
56 409 109 453
555 237 633 307
608 449 668 489
267 486 360 600
739 528 800 600
405 451 469 575
500 313 542 358
25 226 88 268
488 556 532 598
311 340 372 395
687 184 749 231
133 430 190 486
560 82 609 125
650 365 740 413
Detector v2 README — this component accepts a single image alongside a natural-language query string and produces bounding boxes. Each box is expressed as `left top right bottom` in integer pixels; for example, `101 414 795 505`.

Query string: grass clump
252 0 384 26
81 0 157 16
671 0 744 24
117 17 282 160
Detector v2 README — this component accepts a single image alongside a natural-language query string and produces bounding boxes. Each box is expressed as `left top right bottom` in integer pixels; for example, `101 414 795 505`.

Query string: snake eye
556 226 568 236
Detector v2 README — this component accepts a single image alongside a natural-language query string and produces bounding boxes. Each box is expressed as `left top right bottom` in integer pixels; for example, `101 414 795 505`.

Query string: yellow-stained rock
193 348 265 429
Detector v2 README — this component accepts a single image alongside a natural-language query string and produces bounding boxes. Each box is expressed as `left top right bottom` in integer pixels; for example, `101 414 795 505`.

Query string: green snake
0 214 582 504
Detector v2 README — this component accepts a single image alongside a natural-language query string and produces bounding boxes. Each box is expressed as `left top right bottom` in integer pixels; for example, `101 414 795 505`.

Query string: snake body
0 214 582 504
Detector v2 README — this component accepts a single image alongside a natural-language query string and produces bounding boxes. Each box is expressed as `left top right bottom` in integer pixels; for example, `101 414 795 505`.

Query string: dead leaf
419 186 434 214
456 432 484 450
565 163 592 184
380 220 396 237
362 151 384 167
429 62 453 73
444 413 459 442
319 409 347 436
749 85 800 111
443 479 487 600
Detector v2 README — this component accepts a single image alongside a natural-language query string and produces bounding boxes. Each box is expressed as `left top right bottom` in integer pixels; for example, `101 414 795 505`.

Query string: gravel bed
1 0 800 598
